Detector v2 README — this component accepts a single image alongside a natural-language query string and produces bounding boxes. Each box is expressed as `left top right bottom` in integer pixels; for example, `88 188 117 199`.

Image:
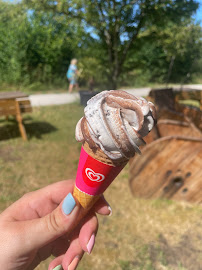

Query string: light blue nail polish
52 265 63 270
62 193 76 215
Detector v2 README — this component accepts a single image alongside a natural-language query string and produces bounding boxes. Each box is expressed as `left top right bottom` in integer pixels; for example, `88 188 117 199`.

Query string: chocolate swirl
76 90 156 160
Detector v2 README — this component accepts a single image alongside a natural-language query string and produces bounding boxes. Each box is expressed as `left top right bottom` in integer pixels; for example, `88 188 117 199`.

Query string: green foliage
0 1 83 89
124 20 202 85
0 1 27 84
0 0 201 90
21 11 75 85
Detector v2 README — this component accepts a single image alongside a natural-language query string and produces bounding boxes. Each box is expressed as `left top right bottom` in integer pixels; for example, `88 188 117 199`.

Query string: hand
0 180 111 270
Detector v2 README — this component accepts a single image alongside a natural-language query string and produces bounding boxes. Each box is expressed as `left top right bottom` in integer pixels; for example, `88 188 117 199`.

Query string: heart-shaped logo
85 168 105 182
78 147 124 194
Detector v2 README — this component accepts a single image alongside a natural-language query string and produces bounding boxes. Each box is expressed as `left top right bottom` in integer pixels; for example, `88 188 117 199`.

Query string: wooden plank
172 150 202 203
129 139 202 204
0 100 16 116
16 98 32 113
0 91 28 100
149 88 175 110
157 121 201 138
15 100 27 140
177 105 202 131
154 141 202 199
129 139 180 198
131 88 202 204
175 89 201 102
0 98 32 116
0 97 32 141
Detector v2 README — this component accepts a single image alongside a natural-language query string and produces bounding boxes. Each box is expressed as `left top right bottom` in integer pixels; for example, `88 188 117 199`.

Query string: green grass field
0 103 201 270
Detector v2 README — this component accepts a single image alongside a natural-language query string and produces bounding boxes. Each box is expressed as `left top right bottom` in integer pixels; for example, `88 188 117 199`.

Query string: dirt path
29 85 202 107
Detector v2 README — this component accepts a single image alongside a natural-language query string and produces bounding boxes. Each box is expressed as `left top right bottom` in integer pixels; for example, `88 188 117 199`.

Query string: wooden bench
0 92 32 140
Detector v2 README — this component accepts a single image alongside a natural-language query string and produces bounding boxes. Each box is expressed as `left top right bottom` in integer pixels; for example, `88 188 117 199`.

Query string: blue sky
194 0 202 24
5 0 202 25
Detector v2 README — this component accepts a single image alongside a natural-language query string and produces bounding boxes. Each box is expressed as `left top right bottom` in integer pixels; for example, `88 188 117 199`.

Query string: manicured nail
68 256 80 270
108 205 112 216
87 234 95 254
62 193 76 215
53 265 63 270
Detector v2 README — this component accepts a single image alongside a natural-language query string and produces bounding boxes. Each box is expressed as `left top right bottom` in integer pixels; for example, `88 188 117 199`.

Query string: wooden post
15 100 27 141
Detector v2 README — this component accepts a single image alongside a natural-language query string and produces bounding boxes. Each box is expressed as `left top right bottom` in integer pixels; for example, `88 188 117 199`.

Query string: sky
4 0 202 25
194 0 202 24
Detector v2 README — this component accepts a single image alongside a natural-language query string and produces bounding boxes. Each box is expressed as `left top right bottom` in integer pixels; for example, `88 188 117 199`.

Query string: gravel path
29 88 151 107
29 93 80 107
29 85 201 107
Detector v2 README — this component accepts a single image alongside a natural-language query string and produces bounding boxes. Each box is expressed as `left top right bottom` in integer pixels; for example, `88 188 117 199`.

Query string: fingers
2 179 112 269
4 180 112 222
48 255 64 270
49 214 98 270
77 213 98 253
3 180 76 221
49 252 82 270
46 195 112 270
18 193 81 252
62 237 84 270
93 195 112 216
20 192 107 252
61 213 97 269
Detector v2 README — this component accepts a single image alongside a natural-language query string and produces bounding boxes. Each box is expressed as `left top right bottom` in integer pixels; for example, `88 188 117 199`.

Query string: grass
178 99 200 108
1 81 201 95
0 103 83 209
0 103 202 270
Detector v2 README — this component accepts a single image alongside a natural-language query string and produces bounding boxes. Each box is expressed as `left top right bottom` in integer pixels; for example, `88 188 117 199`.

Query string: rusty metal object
129 88 202 204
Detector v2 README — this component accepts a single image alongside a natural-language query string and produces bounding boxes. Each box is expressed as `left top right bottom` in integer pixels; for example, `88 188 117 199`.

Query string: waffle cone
73 186 100 209
73 142 128 209
82 141 128 167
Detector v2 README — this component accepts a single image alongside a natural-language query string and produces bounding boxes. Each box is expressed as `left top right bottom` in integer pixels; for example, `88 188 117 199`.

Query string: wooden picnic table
0 91 28 100
0 91 32 140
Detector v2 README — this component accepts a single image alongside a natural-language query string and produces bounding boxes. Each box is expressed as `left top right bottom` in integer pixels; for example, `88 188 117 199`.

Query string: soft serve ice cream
76 90 156 159
73 90 157 208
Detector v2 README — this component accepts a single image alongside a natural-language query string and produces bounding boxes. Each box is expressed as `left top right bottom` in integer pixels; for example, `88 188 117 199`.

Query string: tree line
0 0 201 90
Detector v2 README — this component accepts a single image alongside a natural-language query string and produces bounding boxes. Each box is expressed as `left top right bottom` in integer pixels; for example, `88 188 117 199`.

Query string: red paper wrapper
75 146 125 196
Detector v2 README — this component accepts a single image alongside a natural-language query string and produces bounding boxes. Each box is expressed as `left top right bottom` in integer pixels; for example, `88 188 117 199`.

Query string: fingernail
53 265 63 270
68 256 80 270
108 205 112 216
62 193 76 215
87 233 95 254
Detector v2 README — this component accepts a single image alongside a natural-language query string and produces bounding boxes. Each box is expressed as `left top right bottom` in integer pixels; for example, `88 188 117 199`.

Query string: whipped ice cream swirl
76 90 156 160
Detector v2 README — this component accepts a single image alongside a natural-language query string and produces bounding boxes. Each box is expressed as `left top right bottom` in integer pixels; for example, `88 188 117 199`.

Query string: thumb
20 193 81 250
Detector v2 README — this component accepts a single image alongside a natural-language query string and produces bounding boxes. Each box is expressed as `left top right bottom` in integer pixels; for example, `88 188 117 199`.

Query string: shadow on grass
0 118 57 140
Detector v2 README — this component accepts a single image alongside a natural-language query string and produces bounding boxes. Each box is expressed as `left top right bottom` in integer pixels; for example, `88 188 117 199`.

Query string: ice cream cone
73 186 100 209
73 90 157 210
73 141 128 209
82 141 128 167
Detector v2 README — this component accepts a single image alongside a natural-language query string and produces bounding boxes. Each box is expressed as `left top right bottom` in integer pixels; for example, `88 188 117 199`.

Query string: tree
126 20 202 85
0 0 83 88
0 1 28 84
21 11 78 85
161 22 202 84
23 0 199 89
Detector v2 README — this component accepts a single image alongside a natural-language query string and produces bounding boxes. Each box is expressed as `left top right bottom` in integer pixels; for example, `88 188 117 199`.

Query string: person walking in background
67 59 79 93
